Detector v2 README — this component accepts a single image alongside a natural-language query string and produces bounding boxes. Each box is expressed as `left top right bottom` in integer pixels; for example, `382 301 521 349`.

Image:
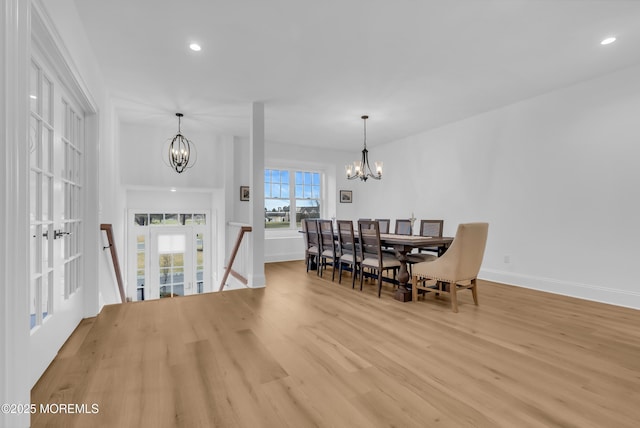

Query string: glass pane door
150 229 192 299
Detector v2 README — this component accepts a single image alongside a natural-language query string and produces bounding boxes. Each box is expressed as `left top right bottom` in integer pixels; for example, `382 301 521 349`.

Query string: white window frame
264 166 326 233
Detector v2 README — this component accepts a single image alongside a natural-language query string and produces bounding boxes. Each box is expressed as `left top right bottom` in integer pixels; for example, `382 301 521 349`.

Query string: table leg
393 248 412 302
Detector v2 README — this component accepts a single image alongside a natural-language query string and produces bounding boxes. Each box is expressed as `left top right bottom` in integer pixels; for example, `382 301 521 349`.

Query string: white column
248 102 265 287
0 0 31 426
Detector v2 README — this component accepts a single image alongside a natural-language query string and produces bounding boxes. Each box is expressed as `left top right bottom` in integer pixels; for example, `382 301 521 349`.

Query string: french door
129 212 209 301
29 47 85 380
149 229 193 299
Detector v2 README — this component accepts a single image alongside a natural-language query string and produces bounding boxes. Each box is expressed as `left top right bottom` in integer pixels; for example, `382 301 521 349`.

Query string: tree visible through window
265 169 321 229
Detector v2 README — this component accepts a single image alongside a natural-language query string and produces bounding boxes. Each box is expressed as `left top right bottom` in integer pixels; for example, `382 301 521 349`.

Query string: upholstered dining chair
358 220 401 298
418 219 444 255
394 219 412 235
302 218 320 275
411 222 489 312
375 219 391 234
358 219 374 230
318 219 340 281
337 220 361 288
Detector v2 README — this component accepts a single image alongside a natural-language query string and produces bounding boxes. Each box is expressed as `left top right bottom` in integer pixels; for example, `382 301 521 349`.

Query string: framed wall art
339 190 352 203
240 186 250 201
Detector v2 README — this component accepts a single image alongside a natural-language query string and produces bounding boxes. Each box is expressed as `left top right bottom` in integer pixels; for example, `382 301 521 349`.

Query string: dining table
376 234 454 302
304 226 454 302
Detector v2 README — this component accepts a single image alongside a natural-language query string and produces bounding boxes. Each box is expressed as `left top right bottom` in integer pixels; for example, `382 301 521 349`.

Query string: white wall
120 122 226 188
351 64 640 309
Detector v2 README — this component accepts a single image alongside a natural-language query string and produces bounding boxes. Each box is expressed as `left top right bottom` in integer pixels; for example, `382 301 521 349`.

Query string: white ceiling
73 0 640 150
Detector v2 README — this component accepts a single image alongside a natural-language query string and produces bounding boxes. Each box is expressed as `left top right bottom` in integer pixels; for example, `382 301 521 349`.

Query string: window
264 169 321 229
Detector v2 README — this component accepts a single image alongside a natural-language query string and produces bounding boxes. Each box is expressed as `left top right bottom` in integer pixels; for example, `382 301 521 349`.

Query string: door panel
150 229 193 299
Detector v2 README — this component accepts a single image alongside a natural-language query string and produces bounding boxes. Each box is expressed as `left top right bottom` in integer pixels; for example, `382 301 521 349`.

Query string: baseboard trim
265 253 304 263
479 268 640 310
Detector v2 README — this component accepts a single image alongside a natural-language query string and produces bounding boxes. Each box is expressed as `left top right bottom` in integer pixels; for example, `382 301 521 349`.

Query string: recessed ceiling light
600 37 616 45
170 188 177 192
189 43 202 52
30 95 37 99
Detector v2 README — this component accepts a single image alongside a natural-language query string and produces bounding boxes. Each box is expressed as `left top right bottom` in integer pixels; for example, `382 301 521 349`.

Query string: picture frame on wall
240 186 250 201
339 190 352 203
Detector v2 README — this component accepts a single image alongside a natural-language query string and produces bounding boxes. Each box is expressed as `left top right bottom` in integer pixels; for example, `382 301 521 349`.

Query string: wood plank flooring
32 261 640 427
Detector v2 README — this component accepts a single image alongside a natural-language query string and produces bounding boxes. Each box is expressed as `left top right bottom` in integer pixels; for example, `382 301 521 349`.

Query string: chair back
304 218 319 249
395 219 412 235
337 220 356 254
375 219 390 234
318 219 336 255
358 220 382 261
419 220 443 237
441 223 489 281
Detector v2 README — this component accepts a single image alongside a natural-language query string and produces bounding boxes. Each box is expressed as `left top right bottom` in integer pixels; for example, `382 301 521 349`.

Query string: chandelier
345 115 382 181
166 113 196 173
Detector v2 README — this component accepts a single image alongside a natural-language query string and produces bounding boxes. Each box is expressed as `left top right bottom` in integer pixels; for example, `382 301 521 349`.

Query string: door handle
54 230 71 239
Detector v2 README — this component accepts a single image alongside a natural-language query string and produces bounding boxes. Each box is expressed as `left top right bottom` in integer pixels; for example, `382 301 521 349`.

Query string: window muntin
265 169 321 229
136 213 206 226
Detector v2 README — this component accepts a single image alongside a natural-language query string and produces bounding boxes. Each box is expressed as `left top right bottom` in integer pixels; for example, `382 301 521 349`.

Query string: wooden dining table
377 234 454 302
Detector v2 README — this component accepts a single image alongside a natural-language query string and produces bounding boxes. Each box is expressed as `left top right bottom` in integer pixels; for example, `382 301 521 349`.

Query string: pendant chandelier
166 113 196 173
345 115 382 181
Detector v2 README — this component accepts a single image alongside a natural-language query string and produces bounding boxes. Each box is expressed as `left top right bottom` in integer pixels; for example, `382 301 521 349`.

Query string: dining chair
418 219 444 255
375 219 390 234
358 220 401 298
318 219 340 281
394 219 412 235
411 222 489 312
337 220 361 289
302 218 320 275
358 218 374 230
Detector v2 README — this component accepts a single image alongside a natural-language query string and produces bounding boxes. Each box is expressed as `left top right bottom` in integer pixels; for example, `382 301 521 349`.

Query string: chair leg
352 264 357 289
331 257 336 281
412 275 418 302
377 270 382 298
450 282 459 313
471 278 479 305
359 265 364 291
338 261 343 284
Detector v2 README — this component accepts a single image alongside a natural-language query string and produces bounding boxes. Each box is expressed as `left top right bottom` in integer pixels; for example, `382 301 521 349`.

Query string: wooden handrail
218 224 252 292
100 224 126 303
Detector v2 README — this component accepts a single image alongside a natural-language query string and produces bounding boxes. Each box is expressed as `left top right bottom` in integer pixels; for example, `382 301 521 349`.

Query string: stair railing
218 222 252 291
100 224 126 302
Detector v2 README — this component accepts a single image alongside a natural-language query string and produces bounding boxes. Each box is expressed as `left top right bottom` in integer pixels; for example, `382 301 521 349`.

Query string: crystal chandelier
345 115 382 181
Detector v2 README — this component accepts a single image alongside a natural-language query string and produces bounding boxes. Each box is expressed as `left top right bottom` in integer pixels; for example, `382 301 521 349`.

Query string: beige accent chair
411 222 488 312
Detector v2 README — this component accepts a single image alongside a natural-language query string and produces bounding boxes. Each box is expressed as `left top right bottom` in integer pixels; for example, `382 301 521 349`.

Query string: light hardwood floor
32 261 640 427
